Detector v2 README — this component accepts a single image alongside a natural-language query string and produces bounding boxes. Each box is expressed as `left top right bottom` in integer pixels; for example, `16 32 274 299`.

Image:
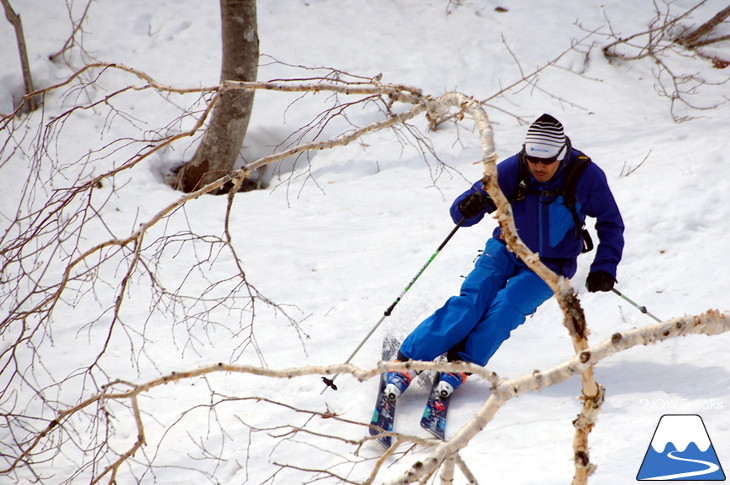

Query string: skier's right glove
458 191 491 219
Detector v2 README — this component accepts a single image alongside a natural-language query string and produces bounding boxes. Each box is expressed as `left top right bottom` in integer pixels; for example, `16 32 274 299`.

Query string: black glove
458 191 490 219
585 271 616 293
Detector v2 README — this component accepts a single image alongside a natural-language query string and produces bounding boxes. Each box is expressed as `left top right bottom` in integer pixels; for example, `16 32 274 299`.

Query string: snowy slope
1 1 729 484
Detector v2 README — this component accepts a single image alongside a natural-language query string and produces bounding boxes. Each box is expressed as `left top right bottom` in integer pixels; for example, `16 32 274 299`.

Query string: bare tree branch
600 1 729 121
48 0 94 63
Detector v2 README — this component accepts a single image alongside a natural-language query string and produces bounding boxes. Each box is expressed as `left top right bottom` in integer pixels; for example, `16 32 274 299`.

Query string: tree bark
175 0 258 193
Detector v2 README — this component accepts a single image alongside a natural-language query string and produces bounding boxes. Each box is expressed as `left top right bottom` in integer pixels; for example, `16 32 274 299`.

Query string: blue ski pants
399 238 555 366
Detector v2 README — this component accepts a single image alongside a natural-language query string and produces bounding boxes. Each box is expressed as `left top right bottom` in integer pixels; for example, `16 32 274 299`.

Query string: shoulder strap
562 153 591 209
508 149 532 202
563 152 593 252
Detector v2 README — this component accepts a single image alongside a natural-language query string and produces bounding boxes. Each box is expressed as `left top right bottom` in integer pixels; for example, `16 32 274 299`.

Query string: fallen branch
386 309 729 484
676 4 730 49
600 1 729 121
3 309 726 484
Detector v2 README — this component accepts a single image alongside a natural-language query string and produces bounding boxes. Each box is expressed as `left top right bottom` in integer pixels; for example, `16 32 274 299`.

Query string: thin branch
48 0 94 62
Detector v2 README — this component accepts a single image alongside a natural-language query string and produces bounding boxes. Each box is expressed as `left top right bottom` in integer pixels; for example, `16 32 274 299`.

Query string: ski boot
383 363 414 401
434 372 467 398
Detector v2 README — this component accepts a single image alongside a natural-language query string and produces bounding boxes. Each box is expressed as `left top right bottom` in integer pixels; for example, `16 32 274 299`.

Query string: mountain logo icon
637 414 725 481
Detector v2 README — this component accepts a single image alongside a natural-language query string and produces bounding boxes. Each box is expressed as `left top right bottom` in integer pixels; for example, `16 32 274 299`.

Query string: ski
419 374 451 440
368 336 401 449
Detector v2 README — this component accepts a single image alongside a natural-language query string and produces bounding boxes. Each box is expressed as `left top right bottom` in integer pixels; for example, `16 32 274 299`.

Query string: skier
385 114 625 399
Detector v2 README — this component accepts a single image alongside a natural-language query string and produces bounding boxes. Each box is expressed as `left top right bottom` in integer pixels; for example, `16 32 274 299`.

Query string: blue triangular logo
637 414 725 481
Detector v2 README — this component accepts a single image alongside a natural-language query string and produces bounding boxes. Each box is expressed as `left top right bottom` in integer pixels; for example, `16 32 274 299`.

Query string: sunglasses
525 154 559 165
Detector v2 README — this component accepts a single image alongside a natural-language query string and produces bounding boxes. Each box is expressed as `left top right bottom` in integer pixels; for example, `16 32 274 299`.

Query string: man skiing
385 114 625 400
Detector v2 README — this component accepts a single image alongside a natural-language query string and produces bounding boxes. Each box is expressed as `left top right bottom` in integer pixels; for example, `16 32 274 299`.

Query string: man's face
526 155 560 183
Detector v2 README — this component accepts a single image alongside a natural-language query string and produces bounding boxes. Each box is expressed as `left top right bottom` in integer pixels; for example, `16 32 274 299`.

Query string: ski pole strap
611 288 663 323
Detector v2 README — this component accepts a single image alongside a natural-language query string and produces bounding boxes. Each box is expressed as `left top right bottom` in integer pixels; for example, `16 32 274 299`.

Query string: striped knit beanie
524 114 566 159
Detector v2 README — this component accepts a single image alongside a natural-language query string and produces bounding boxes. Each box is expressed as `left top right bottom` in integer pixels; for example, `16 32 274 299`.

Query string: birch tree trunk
175 0 259 193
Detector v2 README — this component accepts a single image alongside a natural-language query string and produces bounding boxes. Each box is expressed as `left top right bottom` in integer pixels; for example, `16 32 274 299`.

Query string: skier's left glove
585 271 615 293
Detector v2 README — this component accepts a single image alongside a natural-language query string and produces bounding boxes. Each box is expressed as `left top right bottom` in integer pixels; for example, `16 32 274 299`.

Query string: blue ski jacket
450 149 624 278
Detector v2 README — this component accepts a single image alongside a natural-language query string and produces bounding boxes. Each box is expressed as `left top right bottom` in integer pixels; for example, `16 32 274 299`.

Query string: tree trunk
175 0 258 193
2 0 38 112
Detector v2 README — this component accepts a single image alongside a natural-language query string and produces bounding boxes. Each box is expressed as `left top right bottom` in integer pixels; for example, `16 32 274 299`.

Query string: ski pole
611 288 663 323
321 217 466 393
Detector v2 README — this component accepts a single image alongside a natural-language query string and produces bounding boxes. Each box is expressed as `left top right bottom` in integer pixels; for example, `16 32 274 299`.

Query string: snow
1 1 729 484
651 415 711 453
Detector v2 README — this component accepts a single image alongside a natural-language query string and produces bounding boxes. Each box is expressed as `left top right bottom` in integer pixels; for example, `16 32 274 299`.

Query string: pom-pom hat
524 114 566 159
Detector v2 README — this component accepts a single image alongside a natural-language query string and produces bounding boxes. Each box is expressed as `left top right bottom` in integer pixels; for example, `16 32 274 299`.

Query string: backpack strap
508 147 532 203
563 154 593 253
